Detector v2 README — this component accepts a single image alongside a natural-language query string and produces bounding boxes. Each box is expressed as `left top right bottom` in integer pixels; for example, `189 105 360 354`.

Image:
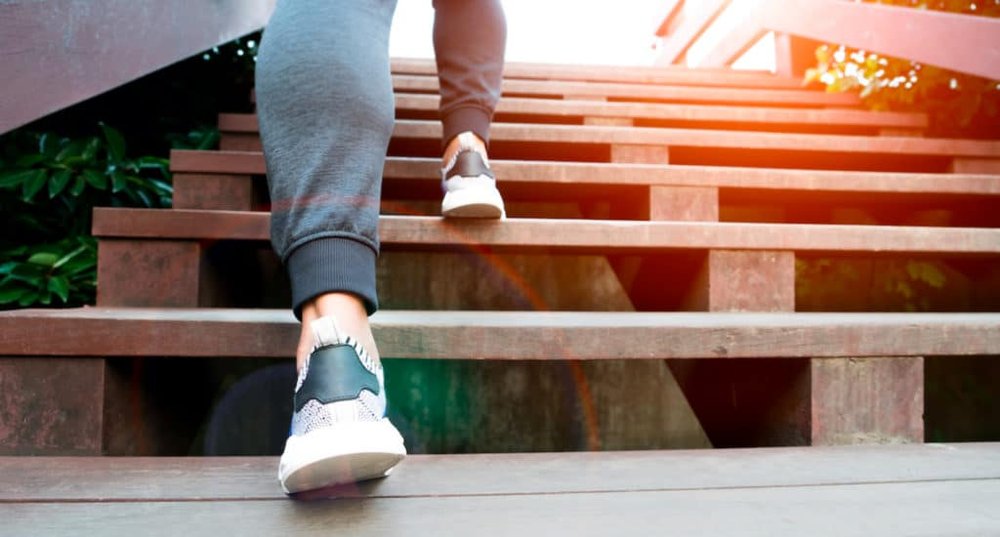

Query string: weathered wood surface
381 94 928 129
3 444 999 536
171 151 1000 196
218 117 1000 158
90 209 1000 255
412 74 864 107
0 0 275 134
390 57 801 88
0 359 105 455
2 308 999 359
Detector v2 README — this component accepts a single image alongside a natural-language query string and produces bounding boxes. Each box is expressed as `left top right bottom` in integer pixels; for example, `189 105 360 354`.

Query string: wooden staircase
2 58 1000 457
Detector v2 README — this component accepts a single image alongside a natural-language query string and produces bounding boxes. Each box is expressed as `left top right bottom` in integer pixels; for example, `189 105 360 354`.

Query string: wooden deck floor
3 443 999 536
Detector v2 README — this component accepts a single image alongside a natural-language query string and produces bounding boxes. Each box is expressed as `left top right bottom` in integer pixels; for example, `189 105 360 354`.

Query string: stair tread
391 57 806 88
91 208 1000 255
218 117 1000 158
394 74 861 106
171 151 1000 196
394 94 925 128
3 308 998 358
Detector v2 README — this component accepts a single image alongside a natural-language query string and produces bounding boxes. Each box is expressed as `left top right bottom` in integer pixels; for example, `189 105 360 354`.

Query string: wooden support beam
610 144 669 165
583 117 633 127
97 240 201 307
0 358 104 455
172 173 254 211
951 158 1000 175
810 357 924 445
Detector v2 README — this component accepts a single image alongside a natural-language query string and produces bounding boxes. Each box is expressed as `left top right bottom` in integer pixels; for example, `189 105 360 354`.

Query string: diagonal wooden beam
0 0 275 134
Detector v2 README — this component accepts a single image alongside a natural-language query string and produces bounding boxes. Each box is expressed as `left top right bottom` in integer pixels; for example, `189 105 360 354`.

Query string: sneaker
278 316 406 494
441 132 506 219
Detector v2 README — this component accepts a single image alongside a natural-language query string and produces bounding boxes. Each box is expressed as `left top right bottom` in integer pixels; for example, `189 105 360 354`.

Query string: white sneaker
278 316 406 494
441 132 505 219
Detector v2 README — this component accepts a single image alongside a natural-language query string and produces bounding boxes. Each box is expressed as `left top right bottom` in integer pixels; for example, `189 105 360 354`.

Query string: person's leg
432 0 508 218
256 0 405 495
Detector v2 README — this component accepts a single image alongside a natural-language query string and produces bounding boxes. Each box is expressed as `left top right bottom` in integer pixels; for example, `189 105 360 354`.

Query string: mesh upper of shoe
290 316 386 437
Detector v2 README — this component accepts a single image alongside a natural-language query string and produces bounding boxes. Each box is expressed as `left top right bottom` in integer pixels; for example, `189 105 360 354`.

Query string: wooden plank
391 74 862 107
2 443 998 501
218 117 1000 158
172 173 253 211
170 151 1000 197
951 158 1000 174
390 57 801 88
0 359 104 455
4 481 999 536
756 0 1000 81
685 250 795 311
655 0 729 65
90 209 1000 256
391 94 927 129
811 357 924 445
1 308 999 359
96 240 201 307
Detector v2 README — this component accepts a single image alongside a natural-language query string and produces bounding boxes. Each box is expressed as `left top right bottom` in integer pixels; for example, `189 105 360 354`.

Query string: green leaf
16 288 40 307
27 252 59 267
51 244 87 270
134 188 153 208
82 169 107 190
48 168 72 198
100 123 126 163
111 170 127 193
15 153 45 167
69 176 86 197
81 137 101 162
0 168 38 189
39 133 61 158
47 276 70 302
0 283 27 304
21 169 48 201
54 138 88 165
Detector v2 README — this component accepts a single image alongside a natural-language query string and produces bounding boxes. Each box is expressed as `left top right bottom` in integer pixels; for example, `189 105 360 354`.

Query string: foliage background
0 35 260 309
806 0 1000 138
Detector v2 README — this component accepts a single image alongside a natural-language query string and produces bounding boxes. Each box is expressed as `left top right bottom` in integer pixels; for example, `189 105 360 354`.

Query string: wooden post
97 240 202 307
584 117 633 127
172 173 254 211
0 358 105 455
811 357 924 445
950 158 1000 174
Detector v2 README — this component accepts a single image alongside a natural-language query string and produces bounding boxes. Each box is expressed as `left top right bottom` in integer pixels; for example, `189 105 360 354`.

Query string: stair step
4 443 998 501
391 57 806 89
91 209 1000 255
3 308 997 359
171 151 1000 197
219 117 1000 159
392 93 925 130
394 74 861 107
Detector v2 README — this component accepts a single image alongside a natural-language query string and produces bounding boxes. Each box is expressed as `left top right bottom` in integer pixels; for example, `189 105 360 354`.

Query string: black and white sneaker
278 316 406 494
441 132 505 219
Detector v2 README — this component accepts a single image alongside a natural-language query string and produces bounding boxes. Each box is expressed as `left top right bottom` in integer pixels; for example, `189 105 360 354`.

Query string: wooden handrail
0 0 276 135
657 0 1000 80
654 0 730 66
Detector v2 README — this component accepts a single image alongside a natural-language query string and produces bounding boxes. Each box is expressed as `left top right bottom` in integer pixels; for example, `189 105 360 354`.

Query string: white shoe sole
278 419 406 494
442 180 505 219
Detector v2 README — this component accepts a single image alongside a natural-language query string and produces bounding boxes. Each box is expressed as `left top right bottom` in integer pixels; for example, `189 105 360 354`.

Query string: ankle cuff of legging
442 105 492 150
287 236 378 320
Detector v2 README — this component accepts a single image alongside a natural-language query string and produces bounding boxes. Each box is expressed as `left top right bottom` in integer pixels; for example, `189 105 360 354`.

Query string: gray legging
255 0 506 318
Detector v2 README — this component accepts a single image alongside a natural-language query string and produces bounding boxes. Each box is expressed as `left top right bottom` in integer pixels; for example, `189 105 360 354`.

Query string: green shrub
0 124 172 308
